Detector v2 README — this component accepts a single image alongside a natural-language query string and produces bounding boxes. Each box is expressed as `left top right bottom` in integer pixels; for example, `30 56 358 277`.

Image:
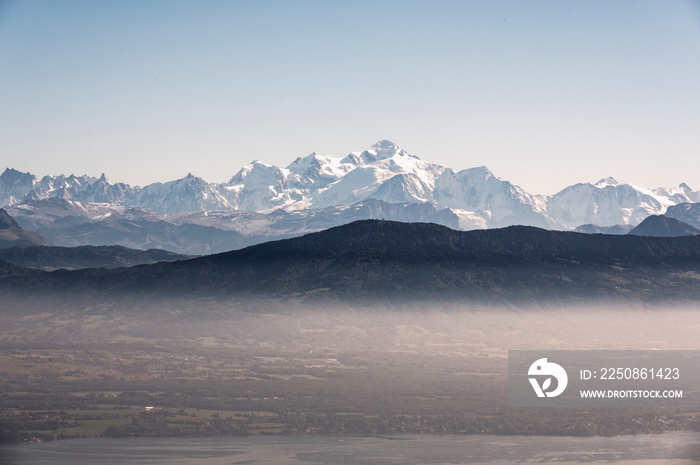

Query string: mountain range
2 140 700 254
4 220 700 309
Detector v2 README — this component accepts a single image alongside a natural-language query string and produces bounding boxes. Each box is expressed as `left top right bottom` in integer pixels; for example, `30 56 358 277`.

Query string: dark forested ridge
0 245 194 271
0 259 42 279
4 220 700 306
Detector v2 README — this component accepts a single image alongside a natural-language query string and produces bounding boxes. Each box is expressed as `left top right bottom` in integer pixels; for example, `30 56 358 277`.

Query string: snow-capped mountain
664 202 700 230
434 166 554 229
77 174 138 204
2 140 699 238
224 161 292 211
652 183 700 205
310 144 445 209
129 173 233 214
1 168 135 207
0 168 36 207
30 173 98 200
546 177 694 229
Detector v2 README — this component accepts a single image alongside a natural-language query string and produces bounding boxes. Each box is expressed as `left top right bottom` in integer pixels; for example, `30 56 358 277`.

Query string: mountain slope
665 202 700 229
0 259 42 279
0 208 20 229
547 178 677 229
0 168 36 207
5 198 461 255
574 224 635 235
4 199 250 255
0 245 194 271
128 173 233 214
0 208 45 248
434 167 553 229
628 215 700 237
76 174 138 204
5 220 700 306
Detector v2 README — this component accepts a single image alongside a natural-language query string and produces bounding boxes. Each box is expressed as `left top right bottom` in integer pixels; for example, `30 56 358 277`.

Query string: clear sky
1 0 699 195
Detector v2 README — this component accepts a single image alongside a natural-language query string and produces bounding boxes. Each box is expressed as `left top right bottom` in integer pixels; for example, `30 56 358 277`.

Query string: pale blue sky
1 0 699 194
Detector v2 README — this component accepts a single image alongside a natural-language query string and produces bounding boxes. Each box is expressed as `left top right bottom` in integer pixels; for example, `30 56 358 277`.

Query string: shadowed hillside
3 220 700 308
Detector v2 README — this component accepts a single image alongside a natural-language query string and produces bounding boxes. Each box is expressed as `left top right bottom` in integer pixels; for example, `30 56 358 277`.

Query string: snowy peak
1 168 36 186
0 168 36 206
460 166 494 180
163 173 205 188
227 160 284 186
24 173 99 203
287 152 321 174
77 175 137 205
23 172 138 206
547 177 684 229
310 144 444 210
225 161 291 211
595 177 619 188
369 139 413 159
129 173 232 214
341 140 418 165
433 166 553 229
285 152 354 193
371 173 434 204
653 183 700 205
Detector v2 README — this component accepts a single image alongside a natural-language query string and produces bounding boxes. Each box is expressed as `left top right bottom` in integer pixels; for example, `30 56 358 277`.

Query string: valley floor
1 304 699 441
